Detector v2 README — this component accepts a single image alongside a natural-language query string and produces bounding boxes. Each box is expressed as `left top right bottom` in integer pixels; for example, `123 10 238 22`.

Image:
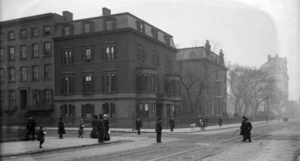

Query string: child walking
78 119 84 138
37 125 46 148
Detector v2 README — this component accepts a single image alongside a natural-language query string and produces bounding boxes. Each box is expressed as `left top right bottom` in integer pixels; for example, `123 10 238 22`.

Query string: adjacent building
0 12 70 117
176 41 227 117
53 8 181 123
260 55 289 99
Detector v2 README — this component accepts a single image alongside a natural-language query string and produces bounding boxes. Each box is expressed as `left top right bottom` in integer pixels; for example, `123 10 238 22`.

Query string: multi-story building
53 8 181 123
176 41 227 117
260 55 289 99
0 12 71 117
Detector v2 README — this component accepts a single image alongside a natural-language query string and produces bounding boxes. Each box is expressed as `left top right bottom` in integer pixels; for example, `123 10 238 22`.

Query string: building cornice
0 13 54 28
53 28 178 52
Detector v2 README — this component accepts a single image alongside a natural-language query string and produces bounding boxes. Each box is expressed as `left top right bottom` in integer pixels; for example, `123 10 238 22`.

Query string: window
8 31 15 40
20 30 27 39
32 90 41 107
83 23 91 33
21 67 27 81
136 73 158 93
63 26 73 36
44 42 51 56
83 48 92 62
61 75 75 94
151 28 158 39
9 91 16 107
32 44 39 58
137 46 146 63
164 35 171 45
45 89 52 106
136 21 145 33
189 52 196 59
8 47 15 60
60 104 75 118
106 20 112 30
20 45 27 59
32 28 39 37
83 75 94 94
215 70 218 80
44 65 51 80
9 68 15 82
104 19 116 31
165 57 172 70
103 45 116 61
32 66 39 81
0 33 4 41
216 82 222 96
102 73 117 93
61 50 73 65
0 69 4 82
0 48 4 61
44 26 51 35
152 51 160 67
82 104 94 118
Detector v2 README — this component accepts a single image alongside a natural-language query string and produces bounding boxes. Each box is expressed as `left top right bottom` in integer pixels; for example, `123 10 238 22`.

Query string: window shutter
142 49 146 63
114 46 117 60
81 105 86 118
61 76 65 94
61 52 65 64
82 76 85 94
70 76 75 93
149 74 152 93
178 80 181 95
152 53 155 66
112 73 117 92
157 77 160 93
136 75 139 92
91 48 94 61
164 81 167 94
137 47 140 62
157 55 160 66
70 51 74 64
112 19 116 30
91 104 95 115
82 49 85 62
102 74 105 92
102 46 105 61
41 90 45 106
70 26 73 35
72 105 75 117
91 75 95 93
50 89 54 104
60 105 64 117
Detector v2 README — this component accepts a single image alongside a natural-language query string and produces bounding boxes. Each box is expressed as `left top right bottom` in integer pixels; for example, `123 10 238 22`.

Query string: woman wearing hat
90 115 98 138
103 114 110 141
78 119 84 138
97 114 106 144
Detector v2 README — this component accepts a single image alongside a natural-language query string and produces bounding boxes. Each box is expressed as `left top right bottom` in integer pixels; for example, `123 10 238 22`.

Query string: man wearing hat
97 114 106 144
135 117 142 135
240 116 247 141
155 118 162 143
243 118 252 142
26 115 36 141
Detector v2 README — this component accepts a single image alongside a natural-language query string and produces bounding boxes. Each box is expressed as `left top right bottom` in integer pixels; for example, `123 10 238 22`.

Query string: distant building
0 12 69 117
176 41 227 117
53 8 181 121
260 55 289 99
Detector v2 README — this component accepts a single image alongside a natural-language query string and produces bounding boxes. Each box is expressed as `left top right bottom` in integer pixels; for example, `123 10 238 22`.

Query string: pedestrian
243 118 252 142
26 115 36 141
103 114 110 141
58 117 66 139
240 116 247 141
90 115 98 138
135 117 142 135
78 119 84 138
155 118 162 143
197 116 202 130
218 117 222 127
37 125 46 148
97 114 106 144
169 117 175 132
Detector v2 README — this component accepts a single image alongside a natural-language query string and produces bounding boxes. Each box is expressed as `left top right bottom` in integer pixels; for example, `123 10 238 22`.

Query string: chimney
268 55 271 61
102 8 111 16
205 40 211 57
63 11 73 22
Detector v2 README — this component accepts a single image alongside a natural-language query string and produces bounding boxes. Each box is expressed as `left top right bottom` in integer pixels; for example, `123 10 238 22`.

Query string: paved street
1 119 299 161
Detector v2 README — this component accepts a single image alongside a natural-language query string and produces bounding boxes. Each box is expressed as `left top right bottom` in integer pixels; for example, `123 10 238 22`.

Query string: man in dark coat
156 118 162 143
218 117 222 127
135 117 142 135
58 117 66 139
97 114 106 144
243 118 252 142
240 116 247 141
26 116 36 141
169 117 175 132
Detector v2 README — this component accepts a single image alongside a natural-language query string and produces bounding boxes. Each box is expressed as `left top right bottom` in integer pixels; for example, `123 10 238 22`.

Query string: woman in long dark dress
90 115 98 138
58 117 66 139
103 114 110 141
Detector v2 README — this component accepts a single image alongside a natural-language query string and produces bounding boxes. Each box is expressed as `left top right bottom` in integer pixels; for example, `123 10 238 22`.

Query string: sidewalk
0 136 124 158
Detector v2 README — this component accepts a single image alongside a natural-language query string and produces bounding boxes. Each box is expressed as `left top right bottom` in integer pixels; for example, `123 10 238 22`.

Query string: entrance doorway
20 90 27 110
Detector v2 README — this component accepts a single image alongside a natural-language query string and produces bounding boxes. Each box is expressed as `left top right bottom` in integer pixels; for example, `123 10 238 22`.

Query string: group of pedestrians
197 116 208 130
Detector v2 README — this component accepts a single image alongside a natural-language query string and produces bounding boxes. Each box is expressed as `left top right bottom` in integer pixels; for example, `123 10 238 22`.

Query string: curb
1 140 122 158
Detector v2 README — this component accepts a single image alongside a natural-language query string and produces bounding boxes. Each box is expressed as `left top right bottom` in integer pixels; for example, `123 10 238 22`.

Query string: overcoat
37 129 45 141
240 120 246 135
27 119 36 131
244 122 252 138
90 120 98 138
169 119 175 128
58 121 66 134
104 119 110 141
135 120 142 130
155 121 162 133
97 120 106 137
218 118 222 125
78 123 84 135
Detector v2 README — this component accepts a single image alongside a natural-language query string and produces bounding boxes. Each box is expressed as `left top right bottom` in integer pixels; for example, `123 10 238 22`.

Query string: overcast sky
0 0 299 100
